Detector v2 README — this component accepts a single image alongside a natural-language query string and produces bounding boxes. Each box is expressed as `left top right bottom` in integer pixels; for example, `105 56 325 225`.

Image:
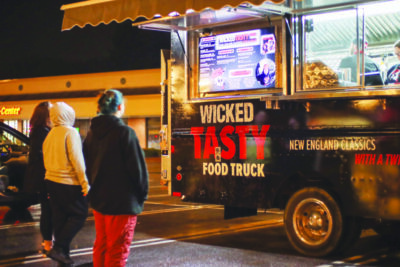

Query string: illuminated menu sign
199 27 276 93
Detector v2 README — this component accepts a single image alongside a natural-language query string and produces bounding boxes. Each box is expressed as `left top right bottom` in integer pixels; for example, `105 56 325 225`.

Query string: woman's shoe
47 247 74 264
42 248 50 257
41 240 53 257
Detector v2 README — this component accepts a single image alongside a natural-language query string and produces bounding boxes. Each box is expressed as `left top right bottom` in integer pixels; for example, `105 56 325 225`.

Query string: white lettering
244 102 253 122
235 103 244 122
217 104 226 123
226 104 235 123
200 103 254 124
203 162 229 176
229 163 265 177
257 163 265 177
200 105 212 124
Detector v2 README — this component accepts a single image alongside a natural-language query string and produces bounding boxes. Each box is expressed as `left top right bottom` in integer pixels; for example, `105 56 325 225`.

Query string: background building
0 68 161 149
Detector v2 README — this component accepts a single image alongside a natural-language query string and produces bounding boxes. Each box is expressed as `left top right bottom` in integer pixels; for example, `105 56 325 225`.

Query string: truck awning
60 0 285 31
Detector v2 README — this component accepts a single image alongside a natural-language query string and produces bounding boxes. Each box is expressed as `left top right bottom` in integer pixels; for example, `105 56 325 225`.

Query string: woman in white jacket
43 102 90 267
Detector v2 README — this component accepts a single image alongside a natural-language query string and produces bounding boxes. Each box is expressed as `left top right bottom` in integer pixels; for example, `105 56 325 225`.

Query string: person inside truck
339 38 383 86
385 39 400 85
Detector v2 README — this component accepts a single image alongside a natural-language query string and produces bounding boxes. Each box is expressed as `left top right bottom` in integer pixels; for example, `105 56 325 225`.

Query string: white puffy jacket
43 102 90 195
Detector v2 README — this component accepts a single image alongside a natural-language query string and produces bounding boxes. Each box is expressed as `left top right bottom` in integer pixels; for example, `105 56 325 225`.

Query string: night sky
0 0 171 80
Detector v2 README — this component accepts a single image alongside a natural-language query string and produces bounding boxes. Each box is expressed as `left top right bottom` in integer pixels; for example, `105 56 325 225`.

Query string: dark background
0 0 171 80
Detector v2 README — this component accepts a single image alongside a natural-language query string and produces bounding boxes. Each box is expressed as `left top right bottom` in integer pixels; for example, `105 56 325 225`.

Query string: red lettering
191 127 204 159
390 154 399 165
369 154 376 165
236 125 250 159
355 154 365 164
220 125 235 159
203 127 219 159
190 124 270 160
250 125 270 160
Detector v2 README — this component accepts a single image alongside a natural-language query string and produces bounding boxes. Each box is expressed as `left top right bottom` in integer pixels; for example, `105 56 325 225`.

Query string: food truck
61 0 400 257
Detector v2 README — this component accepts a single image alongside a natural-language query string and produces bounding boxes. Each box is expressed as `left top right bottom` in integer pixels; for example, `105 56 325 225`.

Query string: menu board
198 27 276 93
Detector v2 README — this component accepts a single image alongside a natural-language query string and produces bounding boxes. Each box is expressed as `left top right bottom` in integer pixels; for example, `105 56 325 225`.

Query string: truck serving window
299 2 400 91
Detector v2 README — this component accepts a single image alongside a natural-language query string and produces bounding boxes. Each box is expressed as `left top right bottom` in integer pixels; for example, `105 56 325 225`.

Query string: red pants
93 210 137 267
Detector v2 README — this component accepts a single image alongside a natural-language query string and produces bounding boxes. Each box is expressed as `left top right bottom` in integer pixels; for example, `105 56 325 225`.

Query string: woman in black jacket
23 101 53 254
83 89 149 267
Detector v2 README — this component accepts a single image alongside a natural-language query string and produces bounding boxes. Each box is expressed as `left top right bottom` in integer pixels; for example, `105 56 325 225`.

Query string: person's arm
66 129 90 195
385 65 396 85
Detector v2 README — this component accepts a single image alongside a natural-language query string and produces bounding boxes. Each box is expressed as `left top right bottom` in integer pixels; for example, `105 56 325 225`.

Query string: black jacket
83 115 149 215
23 126 50 194
386 63 400 84
339 55 383 86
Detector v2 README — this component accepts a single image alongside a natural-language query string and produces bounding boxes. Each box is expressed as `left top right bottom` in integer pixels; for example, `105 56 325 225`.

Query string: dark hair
352 37 368 45
394 39 400 49
351 38 369 50
30 101 50 128
97 89 123 115
350 38 368 54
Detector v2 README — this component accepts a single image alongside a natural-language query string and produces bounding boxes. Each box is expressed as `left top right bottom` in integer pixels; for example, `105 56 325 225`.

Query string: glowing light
172 192 182 197
168 11 180 17
309 1 400 23
361 0 400 15
0 106 21 116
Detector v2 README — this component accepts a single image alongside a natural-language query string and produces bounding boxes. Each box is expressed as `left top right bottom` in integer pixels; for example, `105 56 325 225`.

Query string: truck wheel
284 187 343 257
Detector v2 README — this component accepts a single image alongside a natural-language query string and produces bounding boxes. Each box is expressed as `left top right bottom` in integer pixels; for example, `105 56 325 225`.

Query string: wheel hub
307 211 324 230
293 198 333 246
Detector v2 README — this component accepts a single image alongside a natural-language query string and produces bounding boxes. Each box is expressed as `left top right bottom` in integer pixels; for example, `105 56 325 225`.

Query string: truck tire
284 187 344 257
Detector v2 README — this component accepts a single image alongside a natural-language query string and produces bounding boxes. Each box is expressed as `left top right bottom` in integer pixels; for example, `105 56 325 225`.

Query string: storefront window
5 120 18 130
3 120 25 145
22 120 29 136
74 119 90 140
147 117 160 149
